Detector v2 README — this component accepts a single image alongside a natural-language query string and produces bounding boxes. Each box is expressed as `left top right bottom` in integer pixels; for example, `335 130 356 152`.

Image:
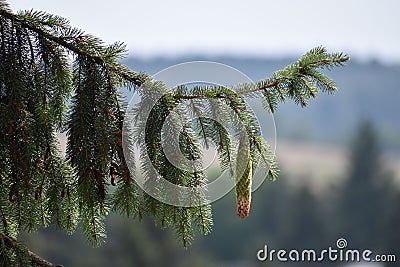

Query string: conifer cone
235 138 253 218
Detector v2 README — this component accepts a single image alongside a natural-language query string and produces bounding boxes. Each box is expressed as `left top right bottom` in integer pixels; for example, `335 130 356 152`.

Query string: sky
6 0 400 63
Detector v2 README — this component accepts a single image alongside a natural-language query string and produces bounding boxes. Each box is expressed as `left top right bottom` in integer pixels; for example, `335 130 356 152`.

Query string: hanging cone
235 139 253 218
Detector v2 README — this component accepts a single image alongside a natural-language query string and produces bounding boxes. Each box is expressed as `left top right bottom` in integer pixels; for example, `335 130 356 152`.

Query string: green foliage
235 46 349 111
0 0 348 265
0 234 30 267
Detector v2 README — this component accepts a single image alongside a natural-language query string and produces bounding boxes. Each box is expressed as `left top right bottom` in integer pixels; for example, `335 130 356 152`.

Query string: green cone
235 138 252 218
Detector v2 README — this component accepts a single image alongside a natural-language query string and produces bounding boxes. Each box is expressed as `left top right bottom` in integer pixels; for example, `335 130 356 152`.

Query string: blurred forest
20 57 400 267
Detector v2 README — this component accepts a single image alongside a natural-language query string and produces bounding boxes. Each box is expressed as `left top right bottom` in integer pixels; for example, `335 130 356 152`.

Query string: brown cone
237 195 251 218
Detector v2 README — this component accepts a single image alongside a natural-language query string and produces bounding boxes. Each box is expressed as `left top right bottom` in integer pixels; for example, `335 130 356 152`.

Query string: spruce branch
0 233 62 267
0 4 148 87
0 0 349 261
174 47 349 112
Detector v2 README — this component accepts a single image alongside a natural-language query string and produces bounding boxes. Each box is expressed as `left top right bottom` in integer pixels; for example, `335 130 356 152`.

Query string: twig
0 233 63 267
0 8 146 87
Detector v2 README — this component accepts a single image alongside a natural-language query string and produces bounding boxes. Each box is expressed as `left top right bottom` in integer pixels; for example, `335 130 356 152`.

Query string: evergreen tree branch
0 5 148 87
0 0 349 261
174 47 349 112
0 233 62 267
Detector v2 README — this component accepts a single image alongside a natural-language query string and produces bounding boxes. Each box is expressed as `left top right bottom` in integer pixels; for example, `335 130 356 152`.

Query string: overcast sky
6 0 400 63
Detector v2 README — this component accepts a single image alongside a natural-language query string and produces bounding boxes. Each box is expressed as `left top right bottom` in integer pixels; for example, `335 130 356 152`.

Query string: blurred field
277 140 400 190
